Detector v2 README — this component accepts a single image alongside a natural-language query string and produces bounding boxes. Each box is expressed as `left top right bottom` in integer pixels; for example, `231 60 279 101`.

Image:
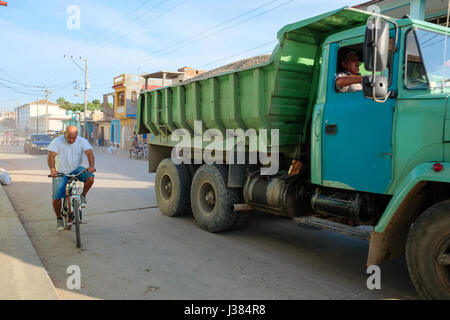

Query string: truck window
406 28 450 91
336 44 391 93
405 29 429 89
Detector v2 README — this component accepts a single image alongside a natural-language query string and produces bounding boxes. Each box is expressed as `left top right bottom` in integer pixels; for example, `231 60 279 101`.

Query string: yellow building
111 74 147 149
111 68 204 150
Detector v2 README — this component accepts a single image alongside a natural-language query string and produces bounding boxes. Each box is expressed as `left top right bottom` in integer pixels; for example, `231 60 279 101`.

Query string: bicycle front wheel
73 199 81 248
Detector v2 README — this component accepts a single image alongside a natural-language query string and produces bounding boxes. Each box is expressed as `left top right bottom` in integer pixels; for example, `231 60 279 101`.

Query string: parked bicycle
130 141 148 161
48 168 94 248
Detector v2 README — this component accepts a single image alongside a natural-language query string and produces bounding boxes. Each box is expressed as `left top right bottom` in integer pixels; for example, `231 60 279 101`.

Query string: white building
15 100 70 135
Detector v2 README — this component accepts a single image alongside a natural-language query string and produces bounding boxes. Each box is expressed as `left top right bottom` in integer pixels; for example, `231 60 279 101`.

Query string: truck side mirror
363 75 388 99
363 17 389 72
363 16 392 103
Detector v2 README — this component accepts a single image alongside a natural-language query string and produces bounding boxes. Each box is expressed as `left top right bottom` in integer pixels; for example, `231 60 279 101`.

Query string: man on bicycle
47 126 96 231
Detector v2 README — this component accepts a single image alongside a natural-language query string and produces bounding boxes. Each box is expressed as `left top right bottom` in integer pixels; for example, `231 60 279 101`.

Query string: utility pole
36 96 39 133
84 58 89 138
64 55 89 137
45 89 53 133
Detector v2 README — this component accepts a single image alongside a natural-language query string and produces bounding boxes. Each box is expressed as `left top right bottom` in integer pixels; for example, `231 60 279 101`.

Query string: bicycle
130 141 148 161
48 168 92 248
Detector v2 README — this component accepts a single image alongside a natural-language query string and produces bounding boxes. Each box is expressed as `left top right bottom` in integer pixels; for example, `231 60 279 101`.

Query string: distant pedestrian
129 132 139 158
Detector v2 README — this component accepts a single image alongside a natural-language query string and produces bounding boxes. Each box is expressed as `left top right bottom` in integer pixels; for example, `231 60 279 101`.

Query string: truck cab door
321 41 397 194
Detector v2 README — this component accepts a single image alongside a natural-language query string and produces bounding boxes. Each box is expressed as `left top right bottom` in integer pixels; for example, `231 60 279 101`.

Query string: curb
0 184 60 300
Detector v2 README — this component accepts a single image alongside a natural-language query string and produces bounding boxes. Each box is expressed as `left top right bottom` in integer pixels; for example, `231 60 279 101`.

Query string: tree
87 99 102 111
57 97 105 111
56 97 73 110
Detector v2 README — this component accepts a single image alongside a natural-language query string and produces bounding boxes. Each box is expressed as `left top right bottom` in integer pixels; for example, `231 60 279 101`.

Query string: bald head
65 126 78 144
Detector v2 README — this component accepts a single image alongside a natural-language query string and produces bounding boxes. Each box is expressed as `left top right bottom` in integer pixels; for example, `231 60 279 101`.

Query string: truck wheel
155 159 191 217
406 200 450 299
190 164 239 233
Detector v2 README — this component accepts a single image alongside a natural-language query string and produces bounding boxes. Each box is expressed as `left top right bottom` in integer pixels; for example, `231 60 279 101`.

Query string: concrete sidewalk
0 184 59 300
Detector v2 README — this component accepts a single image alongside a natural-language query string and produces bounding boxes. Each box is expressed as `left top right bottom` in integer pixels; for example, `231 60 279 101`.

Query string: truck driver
335 50 363 93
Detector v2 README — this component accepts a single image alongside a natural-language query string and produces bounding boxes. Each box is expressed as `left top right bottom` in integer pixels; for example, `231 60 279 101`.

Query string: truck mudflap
368 162 450 266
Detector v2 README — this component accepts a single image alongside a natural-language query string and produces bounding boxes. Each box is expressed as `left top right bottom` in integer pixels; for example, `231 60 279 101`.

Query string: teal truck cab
137 7 450 299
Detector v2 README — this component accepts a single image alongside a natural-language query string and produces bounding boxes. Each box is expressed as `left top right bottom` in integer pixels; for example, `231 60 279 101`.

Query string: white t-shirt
48 136 93 174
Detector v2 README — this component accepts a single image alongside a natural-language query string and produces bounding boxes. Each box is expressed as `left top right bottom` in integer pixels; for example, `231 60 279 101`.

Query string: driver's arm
48 151 58 177
336 75 363 88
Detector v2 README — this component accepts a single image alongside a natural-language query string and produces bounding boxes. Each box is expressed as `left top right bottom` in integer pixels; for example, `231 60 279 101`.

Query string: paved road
0 144 419 299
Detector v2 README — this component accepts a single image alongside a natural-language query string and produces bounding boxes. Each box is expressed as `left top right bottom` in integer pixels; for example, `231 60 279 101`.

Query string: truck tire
155 159 191 217
406 200 450 299
190 164 239 233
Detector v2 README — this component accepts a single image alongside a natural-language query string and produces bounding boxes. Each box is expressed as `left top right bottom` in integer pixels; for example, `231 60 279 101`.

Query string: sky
0 0 364 111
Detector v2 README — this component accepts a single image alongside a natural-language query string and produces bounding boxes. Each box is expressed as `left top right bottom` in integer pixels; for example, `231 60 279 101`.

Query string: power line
45 0 296 99
0 67 22 83
419 33 439 46
0 82 44 96
89 0 281 80
79 0 188 59
75 0 170 58
422 37 445 49
43 40 277 99
75 0 153 54
44 0 156 87
83 41 277 94
195 40 277 69
0 79 45 89
89 0 294 82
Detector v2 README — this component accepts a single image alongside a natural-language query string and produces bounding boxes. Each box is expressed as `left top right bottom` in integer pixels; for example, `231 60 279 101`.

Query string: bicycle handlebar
48 168 95 178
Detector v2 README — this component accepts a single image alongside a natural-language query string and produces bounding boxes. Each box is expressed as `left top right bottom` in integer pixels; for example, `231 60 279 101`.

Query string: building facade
142 67 206 87
95 93 114 146
111 74 162 149
15 100 70 136
0 111 16 132
110 68 206 150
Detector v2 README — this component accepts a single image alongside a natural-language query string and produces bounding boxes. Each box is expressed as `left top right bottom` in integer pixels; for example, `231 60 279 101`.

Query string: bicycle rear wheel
73 199 81 248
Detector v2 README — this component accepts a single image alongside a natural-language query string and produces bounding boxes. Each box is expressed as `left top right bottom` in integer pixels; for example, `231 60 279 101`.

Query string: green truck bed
136 7 370 157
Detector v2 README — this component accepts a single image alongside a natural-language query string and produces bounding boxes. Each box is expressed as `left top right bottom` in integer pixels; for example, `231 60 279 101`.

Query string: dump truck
137 7 450 299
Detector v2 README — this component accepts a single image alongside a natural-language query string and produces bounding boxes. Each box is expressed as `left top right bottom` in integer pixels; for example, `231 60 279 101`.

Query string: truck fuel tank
243 172 308 217
311 188 377 224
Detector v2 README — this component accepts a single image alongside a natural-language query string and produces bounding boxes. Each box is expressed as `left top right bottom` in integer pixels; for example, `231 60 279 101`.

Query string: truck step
293 216 372 241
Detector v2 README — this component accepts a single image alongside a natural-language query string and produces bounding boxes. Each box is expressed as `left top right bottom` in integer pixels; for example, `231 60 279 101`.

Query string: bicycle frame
63 177 81 222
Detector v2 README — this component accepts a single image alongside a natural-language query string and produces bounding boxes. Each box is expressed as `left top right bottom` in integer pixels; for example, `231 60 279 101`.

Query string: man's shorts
52 166 95 200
